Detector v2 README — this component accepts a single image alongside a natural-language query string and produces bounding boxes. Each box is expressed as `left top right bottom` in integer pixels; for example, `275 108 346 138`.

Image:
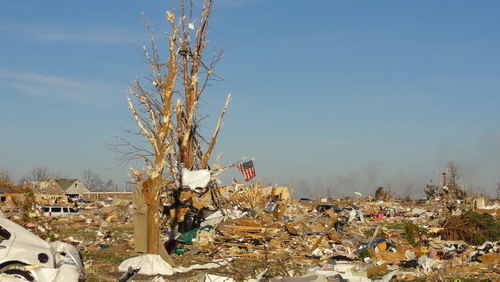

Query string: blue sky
1 0 499 198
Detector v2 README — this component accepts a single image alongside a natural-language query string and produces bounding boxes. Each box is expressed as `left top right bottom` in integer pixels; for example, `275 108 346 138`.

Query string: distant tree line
0 166 117 191
370 160 485 201
82 169 116 191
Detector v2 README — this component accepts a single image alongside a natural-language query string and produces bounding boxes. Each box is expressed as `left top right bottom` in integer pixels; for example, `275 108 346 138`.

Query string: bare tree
19 166 51 183
102 179 116 191
443 161 467 200
0 168 12 182
424 183 440 199
83 169 99 191
402 184 416 201
111 0 230 256
83 169 116 191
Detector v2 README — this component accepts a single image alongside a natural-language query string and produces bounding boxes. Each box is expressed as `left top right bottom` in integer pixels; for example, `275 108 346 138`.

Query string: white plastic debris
118 254 174 276
204 274 233 282
182 167 210 191
200 210 224 227
119 256 231 276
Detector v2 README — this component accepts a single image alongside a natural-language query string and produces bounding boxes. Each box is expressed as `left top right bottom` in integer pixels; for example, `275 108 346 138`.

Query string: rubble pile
164 185 500 281
0 184 499 281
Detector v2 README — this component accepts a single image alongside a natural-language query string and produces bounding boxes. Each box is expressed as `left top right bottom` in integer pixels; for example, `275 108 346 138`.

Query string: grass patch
83 251 125 264
362 228 375 238
403 221 425 247
385 222 406 231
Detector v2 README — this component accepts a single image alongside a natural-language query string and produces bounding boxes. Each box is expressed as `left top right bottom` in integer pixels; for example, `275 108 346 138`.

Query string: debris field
1 182 499 281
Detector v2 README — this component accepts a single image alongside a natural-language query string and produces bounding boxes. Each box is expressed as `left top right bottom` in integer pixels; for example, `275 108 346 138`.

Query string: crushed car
0 218 85 281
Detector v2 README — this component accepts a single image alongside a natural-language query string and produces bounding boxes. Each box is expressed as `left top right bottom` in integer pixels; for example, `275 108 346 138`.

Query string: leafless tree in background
18 167 52 185
29 166 51 181
402 184 416 201
111 0 230 256
425 161 468 202
443 161 467 200
0 168 12 182
424 183 439 199
83 169 116 191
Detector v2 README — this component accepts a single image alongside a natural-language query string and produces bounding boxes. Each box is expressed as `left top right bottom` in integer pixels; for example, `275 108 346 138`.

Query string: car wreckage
0 218 85 281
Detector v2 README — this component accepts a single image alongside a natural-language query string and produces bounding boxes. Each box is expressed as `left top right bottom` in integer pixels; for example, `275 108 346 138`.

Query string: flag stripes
235 160 256 181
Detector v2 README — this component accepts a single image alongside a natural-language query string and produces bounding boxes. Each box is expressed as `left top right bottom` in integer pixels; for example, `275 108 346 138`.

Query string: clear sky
1 0 499 198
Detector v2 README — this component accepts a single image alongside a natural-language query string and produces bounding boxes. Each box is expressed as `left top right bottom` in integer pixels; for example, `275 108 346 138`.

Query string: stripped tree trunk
113 0 230 260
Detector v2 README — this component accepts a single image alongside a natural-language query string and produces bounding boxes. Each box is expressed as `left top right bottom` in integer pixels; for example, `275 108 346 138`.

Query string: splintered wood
206 185 340 260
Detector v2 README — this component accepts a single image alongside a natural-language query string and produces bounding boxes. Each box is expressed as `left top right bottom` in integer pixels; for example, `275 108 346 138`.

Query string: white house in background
23 178 90 204
55 179 90 196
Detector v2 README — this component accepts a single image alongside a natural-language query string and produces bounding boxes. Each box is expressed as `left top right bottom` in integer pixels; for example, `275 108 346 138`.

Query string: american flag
235 160 256 182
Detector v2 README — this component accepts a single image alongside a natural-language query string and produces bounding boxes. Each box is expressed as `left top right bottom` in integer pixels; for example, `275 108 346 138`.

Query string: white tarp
182 167 210 191
118 255 230 276
118 255 174 276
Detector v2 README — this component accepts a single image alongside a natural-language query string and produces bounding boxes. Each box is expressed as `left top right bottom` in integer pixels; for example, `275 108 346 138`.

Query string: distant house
25 179 64 195
0 179 23 202
54 179 90 195
25 179 90 195
0 179 23 194
24 179 70 205
23 178 90 204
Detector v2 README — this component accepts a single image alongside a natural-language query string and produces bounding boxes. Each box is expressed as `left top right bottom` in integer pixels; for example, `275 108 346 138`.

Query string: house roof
55 179 78 190
56 179 90 194
65 185 90 194
26 179 64 194
0 179 23 194
23 179 90 195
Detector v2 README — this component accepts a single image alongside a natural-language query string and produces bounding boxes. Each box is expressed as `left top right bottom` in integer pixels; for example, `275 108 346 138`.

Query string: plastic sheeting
182 167 210 191
118 255 174 276
118 255 230 276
